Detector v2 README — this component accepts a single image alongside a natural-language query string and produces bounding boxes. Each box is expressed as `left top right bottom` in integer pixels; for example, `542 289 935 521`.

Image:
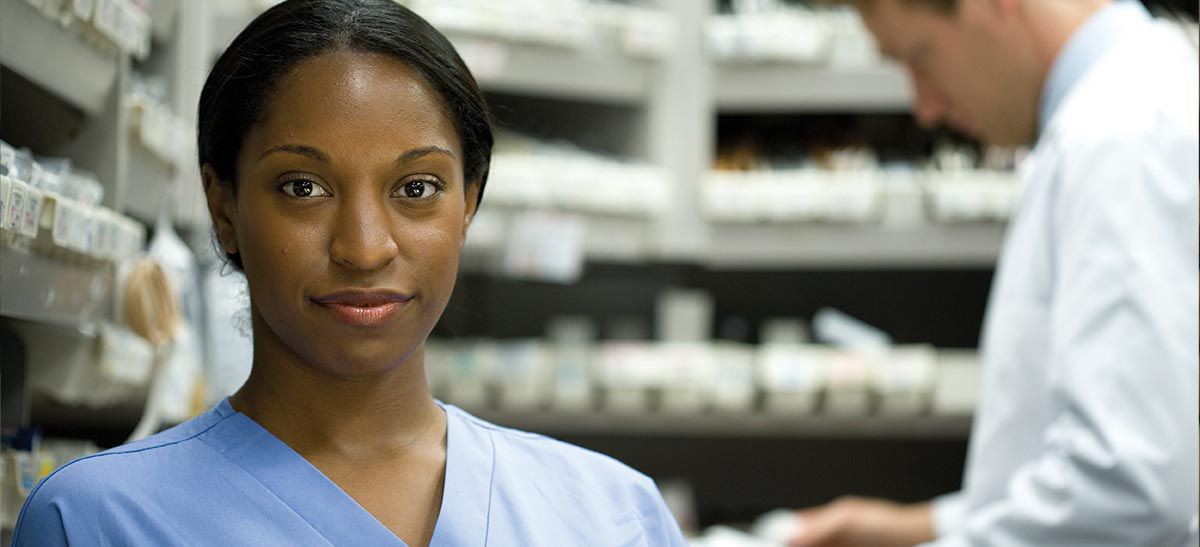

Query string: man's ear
461 181 481 241
201 164 239 256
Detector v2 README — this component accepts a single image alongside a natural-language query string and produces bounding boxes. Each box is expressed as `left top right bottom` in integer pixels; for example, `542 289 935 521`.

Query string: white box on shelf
92 0 123 46
824 171 884 222
759 344 829 415
494 340 553 411
824 349 876 415
90 207 111 260
933 350 980 415
658 342 716 415
0 175 11 230
656 288 713 343
761 318 809 345
710 343 757 414
873 345 937 416
827 11 884 68
881 169 925 227
596 342 659 414
73 0 95 20
5 179 28 233
501 211 585 284
20 186 43 238
549 343 593 412
708 12 831 64
75 204 97 255
51 195 74 250
546 316 596 412
440 341 495 410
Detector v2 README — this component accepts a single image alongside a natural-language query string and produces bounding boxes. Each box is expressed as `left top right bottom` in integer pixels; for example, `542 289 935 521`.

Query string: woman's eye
394 179 442 200
280 179 329 198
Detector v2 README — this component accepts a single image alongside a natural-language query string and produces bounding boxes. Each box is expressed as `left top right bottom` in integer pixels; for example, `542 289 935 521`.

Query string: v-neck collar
429 402 494 546
199 399 494 546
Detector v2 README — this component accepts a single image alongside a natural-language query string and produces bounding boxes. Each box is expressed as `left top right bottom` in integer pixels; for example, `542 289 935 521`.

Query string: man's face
859 0 1039 145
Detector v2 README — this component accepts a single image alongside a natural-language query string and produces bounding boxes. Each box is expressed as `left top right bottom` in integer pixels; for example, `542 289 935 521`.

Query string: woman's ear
461 181 481 241
201 164 239 255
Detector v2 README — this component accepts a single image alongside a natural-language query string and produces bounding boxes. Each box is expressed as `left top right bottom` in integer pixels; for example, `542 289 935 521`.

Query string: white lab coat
926 10 1199 547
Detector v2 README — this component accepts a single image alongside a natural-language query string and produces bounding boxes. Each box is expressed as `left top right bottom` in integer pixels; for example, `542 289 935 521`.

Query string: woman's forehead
247 49 462 160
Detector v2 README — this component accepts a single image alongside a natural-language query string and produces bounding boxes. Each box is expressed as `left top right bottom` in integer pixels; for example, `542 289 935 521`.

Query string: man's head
854 0 1107 145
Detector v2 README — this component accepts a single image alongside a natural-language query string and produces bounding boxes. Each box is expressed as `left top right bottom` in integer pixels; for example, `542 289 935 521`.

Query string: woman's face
208 48 477 378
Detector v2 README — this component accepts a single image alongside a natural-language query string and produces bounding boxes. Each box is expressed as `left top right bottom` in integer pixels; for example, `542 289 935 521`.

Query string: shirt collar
1038 1 1151 135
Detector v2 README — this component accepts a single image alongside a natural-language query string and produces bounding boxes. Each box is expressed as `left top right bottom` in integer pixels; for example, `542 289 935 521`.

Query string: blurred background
0 0 1196 542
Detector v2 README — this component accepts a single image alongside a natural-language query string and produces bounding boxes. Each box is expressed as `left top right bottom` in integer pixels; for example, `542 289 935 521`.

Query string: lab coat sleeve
633 474 691 546
931 131 1199 546
930 491 966 537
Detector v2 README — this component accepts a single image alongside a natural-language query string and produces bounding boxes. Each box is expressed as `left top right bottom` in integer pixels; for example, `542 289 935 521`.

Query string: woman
13 1 687 545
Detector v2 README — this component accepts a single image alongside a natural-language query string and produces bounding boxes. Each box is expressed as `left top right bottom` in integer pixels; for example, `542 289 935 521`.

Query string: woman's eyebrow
397 146 455 165
259 144 329 163
257 144 453 165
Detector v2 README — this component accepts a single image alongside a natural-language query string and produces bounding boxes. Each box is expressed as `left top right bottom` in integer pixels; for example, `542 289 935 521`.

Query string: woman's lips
311 290 412 327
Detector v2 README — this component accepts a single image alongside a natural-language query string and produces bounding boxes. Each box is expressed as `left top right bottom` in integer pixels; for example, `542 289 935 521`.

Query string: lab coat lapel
202 405 407 546
428 404 494 546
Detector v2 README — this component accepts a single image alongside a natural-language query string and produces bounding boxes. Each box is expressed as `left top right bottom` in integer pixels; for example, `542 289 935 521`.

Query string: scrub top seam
483 428 497 546
10 412 236 543
194 431 338 546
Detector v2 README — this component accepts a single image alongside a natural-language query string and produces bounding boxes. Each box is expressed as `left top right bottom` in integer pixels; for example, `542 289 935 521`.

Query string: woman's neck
230 312 443 459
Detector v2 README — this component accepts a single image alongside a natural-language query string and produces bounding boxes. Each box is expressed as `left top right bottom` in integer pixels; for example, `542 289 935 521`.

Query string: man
790 0 1199 545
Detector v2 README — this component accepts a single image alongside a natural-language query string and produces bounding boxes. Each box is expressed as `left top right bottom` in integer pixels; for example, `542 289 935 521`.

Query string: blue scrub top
12 400 688 546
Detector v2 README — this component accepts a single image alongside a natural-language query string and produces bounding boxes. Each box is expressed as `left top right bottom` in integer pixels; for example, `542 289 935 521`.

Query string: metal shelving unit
465 408 973 439
704 222 1006 269
449 34 656 104
0 0 121 117
1 0 202 454
715 63 912 113
0 247 114 331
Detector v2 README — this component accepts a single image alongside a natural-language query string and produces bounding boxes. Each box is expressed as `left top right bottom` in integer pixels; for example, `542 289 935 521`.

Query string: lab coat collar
1038 0 1151 137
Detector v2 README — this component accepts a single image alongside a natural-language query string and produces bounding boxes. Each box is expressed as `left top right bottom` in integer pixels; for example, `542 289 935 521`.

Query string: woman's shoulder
442 404 688 545
11 403 236 544
446 404 647 477
443 404 667 508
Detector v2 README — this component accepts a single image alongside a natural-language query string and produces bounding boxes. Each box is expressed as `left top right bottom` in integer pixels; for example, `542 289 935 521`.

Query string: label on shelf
74 0 96 20
21 187 43 237
95 210 114 259
5 180 25 232
93 0 123 46
78 206 96 254
52 197 74 249
0 176 10 228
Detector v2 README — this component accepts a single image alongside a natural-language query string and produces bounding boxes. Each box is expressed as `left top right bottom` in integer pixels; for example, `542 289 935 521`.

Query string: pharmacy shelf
715 63 912 113
0 0 121 117
122 143 177 224
462 207 657 265
704 222 1006 269
208 8 654 106
464 214 1005 268
448 34 655 104
0 247 113 330
466 408 973 439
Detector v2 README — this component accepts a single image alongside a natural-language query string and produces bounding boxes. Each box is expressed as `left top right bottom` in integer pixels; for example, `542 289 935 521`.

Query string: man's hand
788 497 936 547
